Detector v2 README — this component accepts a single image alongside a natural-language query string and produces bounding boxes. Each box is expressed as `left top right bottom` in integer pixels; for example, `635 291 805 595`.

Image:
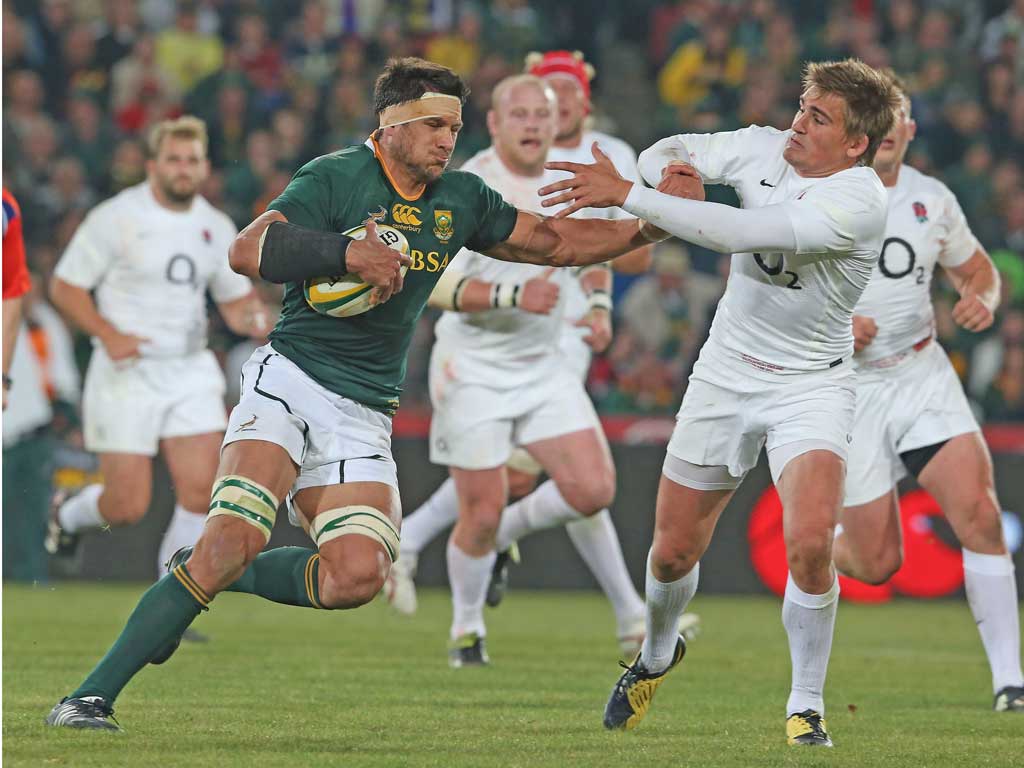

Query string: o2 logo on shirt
879 237 925 285
165 254 198 288
753 253 802 290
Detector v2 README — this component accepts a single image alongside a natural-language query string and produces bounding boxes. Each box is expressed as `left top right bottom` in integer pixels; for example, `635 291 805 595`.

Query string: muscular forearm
960 261 1001 311
545 217 652 268
622 185 797 254
49 277 118 341
2 297 23 376
229 210 287 278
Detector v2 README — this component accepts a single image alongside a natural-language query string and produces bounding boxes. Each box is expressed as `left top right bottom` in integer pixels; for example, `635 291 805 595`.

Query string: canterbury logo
392 204 422 226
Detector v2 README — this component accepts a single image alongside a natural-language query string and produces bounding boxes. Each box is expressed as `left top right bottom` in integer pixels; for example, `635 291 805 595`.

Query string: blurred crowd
3 0 1022 424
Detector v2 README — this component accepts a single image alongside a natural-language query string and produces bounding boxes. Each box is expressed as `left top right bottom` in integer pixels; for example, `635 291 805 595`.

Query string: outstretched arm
540 155 797 254
481 210 653 269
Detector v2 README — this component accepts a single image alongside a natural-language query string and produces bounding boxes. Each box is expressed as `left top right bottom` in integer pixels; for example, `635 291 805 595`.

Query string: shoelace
614 659 647 694
79 698 120 727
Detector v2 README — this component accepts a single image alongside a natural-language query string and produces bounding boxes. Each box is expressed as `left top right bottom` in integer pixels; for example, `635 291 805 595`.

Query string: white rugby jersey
55 182 251 358
548 130 641 328
641 125 887 377
854 164 978 364
434 147 574 379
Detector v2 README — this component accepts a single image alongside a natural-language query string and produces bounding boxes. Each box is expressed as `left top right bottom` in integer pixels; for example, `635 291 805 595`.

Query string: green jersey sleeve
267 162 333 231
464 174 518 252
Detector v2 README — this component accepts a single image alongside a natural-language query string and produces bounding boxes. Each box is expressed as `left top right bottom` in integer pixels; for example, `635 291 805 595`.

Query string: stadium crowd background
3 0 1023 438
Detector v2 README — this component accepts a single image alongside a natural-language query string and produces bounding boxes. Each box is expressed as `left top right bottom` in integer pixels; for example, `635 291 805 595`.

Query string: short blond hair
491 73 555 111
803 59 901 166
147 115 209 158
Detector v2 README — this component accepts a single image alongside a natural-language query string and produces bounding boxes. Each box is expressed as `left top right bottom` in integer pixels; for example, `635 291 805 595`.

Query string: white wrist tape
491 282 520 308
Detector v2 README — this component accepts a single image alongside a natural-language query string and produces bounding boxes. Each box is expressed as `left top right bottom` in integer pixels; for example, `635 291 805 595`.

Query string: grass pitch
3 583 1020 767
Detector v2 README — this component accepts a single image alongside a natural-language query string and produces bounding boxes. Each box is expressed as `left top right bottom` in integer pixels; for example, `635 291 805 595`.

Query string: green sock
226 547 322 608
71 566 209 703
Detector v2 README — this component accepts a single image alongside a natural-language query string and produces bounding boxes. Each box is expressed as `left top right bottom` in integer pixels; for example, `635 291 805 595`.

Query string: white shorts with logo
224 345 399 506
83 347 227 455
844 340 979 507
666 342 856 485
428 343 600 471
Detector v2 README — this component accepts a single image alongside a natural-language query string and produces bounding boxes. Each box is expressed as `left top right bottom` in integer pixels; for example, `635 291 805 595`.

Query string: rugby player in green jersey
46 57 662 731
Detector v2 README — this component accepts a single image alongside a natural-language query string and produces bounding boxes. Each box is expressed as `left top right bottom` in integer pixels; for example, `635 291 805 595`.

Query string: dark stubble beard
157 177 198 206
392 131 445 185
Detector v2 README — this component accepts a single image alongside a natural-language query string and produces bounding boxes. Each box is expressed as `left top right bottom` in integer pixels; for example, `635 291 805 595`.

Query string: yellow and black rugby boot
603 635 685 730
786 709 833 746
448 632 490 668
994 685 1024 712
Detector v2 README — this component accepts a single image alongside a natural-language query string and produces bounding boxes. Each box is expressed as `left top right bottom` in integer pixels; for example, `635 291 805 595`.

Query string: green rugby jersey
267 142 518 415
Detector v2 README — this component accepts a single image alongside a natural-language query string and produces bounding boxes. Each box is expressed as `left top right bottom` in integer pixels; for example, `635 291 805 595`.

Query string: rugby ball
303 223 410 317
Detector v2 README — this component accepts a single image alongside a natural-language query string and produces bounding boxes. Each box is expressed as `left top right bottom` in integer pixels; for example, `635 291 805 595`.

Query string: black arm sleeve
257 221 352 283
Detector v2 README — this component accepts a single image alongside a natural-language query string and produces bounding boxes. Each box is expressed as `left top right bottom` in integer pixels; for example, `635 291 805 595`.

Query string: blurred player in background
834 74 1024 713
540 58 900 745
45 116 270 580
388 55 699 658
3 187 31 410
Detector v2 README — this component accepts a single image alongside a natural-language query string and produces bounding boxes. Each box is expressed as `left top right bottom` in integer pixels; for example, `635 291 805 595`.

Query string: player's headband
378 93 462 129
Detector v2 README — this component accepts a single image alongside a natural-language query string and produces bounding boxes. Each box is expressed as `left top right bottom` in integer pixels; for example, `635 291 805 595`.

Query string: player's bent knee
459 498 503 536
312 506 399 609
650 539 700 580
507 471 540 501
319 559 385 609
205 475 278 544
556 475 615 516
786 534 834 575
956 494 1005 551
311 505 400 568
100 486 151 525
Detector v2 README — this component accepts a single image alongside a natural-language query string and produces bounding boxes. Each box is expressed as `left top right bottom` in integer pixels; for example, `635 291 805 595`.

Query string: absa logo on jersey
912 201 928 223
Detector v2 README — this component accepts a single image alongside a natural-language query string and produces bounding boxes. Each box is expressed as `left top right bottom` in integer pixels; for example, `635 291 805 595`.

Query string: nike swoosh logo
760 179 775 188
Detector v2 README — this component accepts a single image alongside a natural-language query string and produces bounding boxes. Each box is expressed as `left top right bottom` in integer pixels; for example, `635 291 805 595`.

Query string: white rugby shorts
666 342 856 485
844 340 979 507
223 344 398 497
428 341 600 470
83 347 227 455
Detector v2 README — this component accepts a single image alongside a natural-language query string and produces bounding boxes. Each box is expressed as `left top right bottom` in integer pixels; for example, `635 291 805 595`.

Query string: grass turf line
3 584 1020 767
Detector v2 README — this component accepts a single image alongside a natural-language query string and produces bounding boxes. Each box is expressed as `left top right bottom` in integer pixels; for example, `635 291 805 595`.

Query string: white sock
157 505 207 579
963 548 1024 692
447 537 496 641
495 480 583 551
565 509 645 631
783 572 839 716
640 552 698 672
57 484 106 533
401 478 459 558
